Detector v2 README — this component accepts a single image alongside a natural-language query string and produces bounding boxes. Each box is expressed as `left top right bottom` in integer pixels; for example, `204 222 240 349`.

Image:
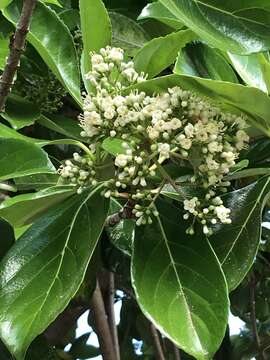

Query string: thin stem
0 0 38 111
90 281 117 360
107 272 120 360
173 344 181 360
44 139 95 160
150 323 166 360
250 275 267 360
105 199 135 227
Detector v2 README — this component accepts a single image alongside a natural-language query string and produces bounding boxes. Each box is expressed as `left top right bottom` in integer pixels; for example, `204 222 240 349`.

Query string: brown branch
107 272 120 360
90 280 117 360
105 200 135 227
250 275 267 360
0 0 37 111
150 323 166 360
173 344 181 360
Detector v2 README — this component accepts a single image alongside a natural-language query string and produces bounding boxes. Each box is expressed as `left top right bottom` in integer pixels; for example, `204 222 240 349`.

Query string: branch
0 0 37 111
173 344 181 360
107 272 120 360
250 275 267 360
90 280 117 360
105 200 135 227
150 323 166 360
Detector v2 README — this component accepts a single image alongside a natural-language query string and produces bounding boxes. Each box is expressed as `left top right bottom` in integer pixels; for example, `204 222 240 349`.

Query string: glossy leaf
0 185 76 227
102 138 128 156
1 95 40 130
174 43 238 83
159 0 270 54
79 0 111 92
0 36 9 70
0 138 55 181
129 74 270 136
14 173 59 191
0 123 38 143
211 176 270 291
134 29 196 78
0 0 12 10
132 200 229 359
0 219 15 260
228 53 269 93
38 114 84 141
138 1 183 30
109 12 149 56
2 0 81 106
0 186 109 359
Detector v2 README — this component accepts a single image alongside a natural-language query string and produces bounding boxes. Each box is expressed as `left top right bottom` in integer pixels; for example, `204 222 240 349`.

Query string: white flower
208 141 223 153
178 137 192 150
107 47 124 63
184 197 198 213
115 154 130 168
184 123 194 137
158 143 170 159
215 205 231 224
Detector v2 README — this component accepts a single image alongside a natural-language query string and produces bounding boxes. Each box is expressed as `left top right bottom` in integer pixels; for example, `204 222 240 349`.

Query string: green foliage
1 0 270 359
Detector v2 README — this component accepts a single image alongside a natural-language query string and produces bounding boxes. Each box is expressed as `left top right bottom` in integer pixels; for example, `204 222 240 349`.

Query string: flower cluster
59 46 249 232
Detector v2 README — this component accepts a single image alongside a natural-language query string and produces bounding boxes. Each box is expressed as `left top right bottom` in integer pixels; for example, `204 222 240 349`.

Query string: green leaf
0 219 15 260
159 0 270 54
0 138 55 181
0 123 38 143
228 53 269 93
0 36 9 70
14 173 60 191
211 176 270 291
0 186 109 359
0 0 12 10
138 1 183 30
1 95 40 130
38 114 84 141
132 200 229 359
2 0 81 106
102 137 129 155
41 0 62 6
109 11 149 56
0 185 76 227
70 333 100 359
134 29 196 79
79 0 111 92
129 74 270 137
174 43 238 83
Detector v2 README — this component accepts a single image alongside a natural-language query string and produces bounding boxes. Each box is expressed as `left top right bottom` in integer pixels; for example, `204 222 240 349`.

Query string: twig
250 275 267 360
0 0 37 111
106 200 135 227
107 272 120 360
90 280 117 360
150 323 166 360
173 344 181 360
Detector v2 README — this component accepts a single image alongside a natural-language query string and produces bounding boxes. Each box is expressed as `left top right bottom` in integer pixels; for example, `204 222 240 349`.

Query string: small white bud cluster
59 47 250 232
58 153 97 194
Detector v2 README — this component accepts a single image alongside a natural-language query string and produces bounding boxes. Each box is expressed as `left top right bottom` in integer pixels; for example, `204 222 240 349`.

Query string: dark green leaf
70 333 100 359
0 123 38 143
174 43 238 83
14 173 59 191
0 186 108 359
138 1 183 30
159 0 270 54
0 185 76 227
134 29 196 78
0 138 55 181
0 36 9 70
1 95 40 130
132 200 229 359
109 11 149 56
3 0 82 106
0 219 15 260
38 114 84 141
211 176 270 291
